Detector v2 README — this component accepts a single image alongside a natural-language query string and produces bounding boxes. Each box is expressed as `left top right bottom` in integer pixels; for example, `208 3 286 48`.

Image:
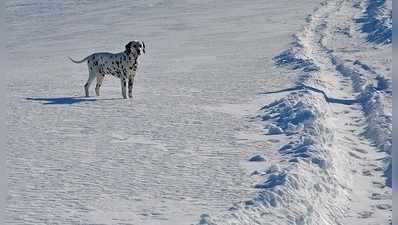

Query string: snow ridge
308 0 392 188
200 0 391 224
355 0 392 44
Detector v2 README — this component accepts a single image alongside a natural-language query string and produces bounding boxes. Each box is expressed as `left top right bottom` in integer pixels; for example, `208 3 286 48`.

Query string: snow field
6 0 322 224
5 0 391 224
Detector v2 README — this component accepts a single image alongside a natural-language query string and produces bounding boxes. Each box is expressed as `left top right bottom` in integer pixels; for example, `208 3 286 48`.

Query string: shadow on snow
258 84 359 106
26 97 122 105
356 0 392 45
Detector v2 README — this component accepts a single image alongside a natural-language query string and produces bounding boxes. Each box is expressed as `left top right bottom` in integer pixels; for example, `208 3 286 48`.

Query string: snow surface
200 0 392 224
6 0 320 225
6 0 391 225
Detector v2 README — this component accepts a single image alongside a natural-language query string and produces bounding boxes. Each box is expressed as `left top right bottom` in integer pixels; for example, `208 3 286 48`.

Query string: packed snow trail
202 0 391 224
5 0 321 224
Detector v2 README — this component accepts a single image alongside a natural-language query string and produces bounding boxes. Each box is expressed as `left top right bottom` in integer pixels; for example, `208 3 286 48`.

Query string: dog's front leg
128 73 136 98
121 78 127 99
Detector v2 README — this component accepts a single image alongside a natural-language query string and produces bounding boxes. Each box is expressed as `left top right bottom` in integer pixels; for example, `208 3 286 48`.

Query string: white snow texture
6 0 391 225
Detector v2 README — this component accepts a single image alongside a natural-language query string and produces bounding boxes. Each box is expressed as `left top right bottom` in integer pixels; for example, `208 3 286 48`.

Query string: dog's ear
142 41 146 54
125 42 132 54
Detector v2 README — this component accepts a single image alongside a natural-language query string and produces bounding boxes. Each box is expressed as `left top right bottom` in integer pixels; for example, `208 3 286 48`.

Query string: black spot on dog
125 42 132 55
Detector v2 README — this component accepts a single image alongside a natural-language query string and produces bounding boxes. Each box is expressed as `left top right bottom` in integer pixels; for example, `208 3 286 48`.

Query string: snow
266 124 284 135
6 0 320 225
6 0 391 224
196 0 392 224
248 155 266 162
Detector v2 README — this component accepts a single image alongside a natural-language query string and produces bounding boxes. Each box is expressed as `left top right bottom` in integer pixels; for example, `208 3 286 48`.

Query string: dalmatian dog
69 40 145 99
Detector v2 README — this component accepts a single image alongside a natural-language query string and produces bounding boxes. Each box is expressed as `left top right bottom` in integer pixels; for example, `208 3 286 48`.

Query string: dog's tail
68 56 89 64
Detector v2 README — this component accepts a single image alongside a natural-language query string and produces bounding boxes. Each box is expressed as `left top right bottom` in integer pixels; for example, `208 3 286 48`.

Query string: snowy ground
201 0 392 224
6 0 392 225
6 0 320 225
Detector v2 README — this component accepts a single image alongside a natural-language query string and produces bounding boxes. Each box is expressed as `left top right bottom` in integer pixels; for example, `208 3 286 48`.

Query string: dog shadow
26 96 122 105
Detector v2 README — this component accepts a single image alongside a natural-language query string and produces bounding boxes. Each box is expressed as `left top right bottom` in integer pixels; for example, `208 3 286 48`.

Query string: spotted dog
69 40 146 99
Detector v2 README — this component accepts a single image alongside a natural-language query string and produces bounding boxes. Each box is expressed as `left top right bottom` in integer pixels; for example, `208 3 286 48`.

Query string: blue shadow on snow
26 97 120 105
356 0 392 44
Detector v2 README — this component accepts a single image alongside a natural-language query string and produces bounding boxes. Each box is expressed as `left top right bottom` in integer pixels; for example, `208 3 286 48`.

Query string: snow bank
360 87 392 186
274 37 320 73
200 89 352 225
355 0 392 44
336 61 392 187
261 94 330 169
220 91 351 225
324 0 392 187
199 0 391 224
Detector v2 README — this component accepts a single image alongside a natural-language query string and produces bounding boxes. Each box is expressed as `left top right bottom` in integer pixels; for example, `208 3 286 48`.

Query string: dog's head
125 40 146 56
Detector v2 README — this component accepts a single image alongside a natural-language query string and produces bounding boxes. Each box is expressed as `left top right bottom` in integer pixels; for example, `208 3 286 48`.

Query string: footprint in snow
375 204 392 210
354 148 368 154
357 211 373 219
348 151 363 159
370 193 390 200
361 170 373 176
267 139 280 143
111 134 128 141
372 181 385 189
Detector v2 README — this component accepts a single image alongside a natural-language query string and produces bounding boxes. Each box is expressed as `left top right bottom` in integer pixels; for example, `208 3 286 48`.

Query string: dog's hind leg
120 78 127 99
95 74 105 96
84 71 96 97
